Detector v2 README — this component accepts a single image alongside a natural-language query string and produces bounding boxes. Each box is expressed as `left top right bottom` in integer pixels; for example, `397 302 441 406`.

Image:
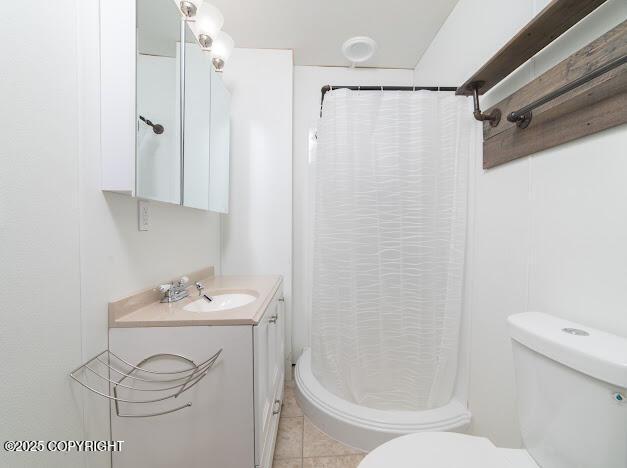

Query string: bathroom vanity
107 271 284 468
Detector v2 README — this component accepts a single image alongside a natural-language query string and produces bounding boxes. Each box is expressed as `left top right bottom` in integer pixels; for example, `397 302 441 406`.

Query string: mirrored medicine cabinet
101 0 230 213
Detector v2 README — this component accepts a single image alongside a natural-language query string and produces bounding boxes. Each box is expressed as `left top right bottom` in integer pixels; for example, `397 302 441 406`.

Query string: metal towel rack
70 349 222 418
507 54 627 128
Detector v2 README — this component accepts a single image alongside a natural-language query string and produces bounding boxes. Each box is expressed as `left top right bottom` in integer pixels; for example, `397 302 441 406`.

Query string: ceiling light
179 0 203 18
342 36 377 66
212 31 234 72
195 3 224 50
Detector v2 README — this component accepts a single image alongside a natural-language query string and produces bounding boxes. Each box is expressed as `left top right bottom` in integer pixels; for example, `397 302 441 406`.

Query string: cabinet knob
269 314 278 324
272 399 282 415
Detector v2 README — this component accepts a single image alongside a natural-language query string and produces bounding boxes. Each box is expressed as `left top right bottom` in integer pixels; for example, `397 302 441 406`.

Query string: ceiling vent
342 36 377 67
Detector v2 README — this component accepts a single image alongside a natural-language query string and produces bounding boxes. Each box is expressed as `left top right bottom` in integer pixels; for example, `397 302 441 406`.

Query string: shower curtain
311 89 477 411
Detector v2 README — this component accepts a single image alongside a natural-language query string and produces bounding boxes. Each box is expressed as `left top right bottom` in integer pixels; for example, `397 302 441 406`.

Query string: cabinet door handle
272 399 282 415
269 314 278 324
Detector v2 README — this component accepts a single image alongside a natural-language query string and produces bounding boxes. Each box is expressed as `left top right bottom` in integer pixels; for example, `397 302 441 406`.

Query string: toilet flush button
562 327 590 336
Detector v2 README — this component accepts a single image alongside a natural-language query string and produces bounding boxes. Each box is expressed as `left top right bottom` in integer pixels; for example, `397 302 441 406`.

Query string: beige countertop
109 270 282 328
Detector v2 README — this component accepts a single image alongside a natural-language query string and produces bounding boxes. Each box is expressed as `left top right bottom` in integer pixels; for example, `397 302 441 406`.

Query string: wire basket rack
70 348 222 418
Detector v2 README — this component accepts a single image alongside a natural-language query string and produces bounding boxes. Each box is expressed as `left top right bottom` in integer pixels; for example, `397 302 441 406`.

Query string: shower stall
295 87 478 451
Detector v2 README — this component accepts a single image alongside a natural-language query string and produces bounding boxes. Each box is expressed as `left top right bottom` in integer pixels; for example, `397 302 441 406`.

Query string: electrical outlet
138 200 151 231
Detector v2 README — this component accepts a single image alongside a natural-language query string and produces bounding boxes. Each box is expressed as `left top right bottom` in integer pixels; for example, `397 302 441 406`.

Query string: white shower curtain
311 89 477 411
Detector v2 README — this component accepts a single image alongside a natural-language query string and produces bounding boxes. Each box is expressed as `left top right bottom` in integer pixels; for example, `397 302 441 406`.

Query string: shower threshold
294 348 472 452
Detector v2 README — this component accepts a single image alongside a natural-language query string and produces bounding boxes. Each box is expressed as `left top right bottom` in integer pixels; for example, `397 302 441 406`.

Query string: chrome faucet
159 276 190 303
195 282 213 302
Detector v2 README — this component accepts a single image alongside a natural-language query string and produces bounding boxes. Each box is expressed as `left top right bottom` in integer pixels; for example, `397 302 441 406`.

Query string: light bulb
195 3 224 49
211 31 234 71
179 0 203 18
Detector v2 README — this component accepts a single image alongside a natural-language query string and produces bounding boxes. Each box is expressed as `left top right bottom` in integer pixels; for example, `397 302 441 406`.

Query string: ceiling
207 0 459 69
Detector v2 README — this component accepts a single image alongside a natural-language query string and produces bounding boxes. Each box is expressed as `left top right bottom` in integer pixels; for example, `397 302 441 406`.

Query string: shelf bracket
470 82 501 127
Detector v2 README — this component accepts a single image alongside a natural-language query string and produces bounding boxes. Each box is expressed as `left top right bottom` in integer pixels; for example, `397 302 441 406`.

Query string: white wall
0 2 222 467
0 2 84 466
414 0 627 448
291 66 414 358
220 49 293 357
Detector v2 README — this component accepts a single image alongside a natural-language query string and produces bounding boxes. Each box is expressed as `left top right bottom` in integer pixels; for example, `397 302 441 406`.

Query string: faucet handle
159 283 172 293
178 276 189 287
195 282 205 296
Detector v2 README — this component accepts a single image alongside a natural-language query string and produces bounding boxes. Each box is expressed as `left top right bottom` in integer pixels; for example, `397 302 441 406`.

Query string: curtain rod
320 85 459 116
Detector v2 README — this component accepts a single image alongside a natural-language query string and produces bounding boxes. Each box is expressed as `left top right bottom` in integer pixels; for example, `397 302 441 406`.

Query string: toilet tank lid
508 312 627 388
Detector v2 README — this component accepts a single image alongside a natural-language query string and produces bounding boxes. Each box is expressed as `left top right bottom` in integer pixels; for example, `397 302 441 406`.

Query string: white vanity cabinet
108 284 284 468
254 292 285 468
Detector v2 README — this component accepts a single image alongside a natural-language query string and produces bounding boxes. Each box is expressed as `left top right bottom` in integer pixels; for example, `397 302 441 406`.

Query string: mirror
136 0 181 205
208 68 231 213
182 23 212 210
183 23 231 212
134 0 230 212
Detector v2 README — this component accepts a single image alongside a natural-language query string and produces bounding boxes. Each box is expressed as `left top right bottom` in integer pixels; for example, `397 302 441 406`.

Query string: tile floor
273 380 366 468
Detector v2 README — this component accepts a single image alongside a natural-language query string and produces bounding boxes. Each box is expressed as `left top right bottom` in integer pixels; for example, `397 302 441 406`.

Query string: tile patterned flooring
273 381 366 468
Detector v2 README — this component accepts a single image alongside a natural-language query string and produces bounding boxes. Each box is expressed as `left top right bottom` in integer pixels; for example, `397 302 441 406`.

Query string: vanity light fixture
211 31 234 72
179 0 203 18
195 2 224 50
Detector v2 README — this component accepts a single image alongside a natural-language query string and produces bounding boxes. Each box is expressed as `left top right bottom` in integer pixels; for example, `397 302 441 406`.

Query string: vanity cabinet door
109 326 254 468
274 295 286 399
253 287 285 468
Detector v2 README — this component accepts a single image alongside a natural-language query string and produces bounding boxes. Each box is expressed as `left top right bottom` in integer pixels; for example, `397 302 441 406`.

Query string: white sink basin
183 293 257 313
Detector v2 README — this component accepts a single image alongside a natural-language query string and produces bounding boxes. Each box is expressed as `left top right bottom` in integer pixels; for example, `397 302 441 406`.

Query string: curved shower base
294 348 472 452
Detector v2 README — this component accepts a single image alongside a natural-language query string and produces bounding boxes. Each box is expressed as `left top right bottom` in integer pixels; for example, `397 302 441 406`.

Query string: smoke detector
342 36 377 66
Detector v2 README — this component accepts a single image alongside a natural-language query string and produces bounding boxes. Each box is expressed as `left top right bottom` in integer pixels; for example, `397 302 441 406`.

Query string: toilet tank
508 312 627 468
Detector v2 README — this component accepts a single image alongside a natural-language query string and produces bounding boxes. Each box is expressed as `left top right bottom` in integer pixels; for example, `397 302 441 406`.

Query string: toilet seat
358 432 539 468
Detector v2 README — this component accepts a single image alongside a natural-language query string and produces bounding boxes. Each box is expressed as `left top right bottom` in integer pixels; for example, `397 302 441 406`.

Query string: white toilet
359 312 627 468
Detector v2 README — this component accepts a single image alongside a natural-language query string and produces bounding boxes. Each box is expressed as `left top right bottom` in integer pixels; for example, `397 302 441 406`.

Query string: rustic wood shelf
456 0 609 96
482 20 627 168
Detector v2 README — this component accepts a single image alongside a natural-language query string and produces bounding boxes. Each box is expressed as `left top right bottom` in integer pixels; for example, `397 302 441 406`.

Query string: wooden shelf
482 20 627 168
456 0 609 96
